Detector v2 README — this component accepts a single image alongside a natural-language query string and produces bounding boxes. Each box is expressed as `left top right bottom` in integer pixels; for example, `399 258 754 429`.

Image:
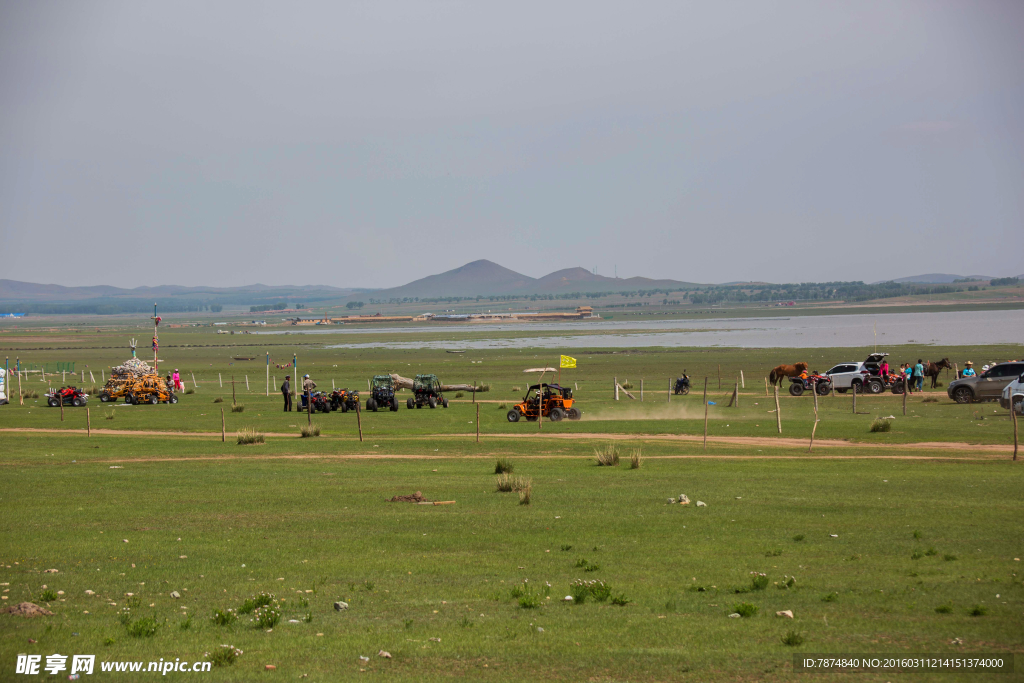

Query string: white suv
1000 371 1024 414
825 353 889 394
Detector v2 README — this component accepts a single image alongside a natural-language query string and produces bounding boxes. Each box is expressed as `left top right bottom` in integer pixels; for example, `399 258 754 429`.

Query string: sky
1 1 1022 288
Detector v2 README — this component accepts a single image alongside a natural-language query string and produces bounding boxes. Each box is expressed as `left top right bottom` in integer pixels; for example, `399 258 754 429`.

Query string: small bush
733 602 758 617
213 397 223 403
231 404 245 413
583 563 601 573
211 608 237 626
237 428 264 445
205 645 242 668
364 580 375 591
519 482 532 505
749 573 769 591
570 579 611 604
943 554 957 561
925 548 938 556
103 637 115 646
629 447 643 469
495 473 514 492
518 592 541 609
777 576 796 590
821 592 838 603
252 603 281 629
180 614 193 630
781 630 804 646
935 604 953 614
104 409 115 420
911 551 923 560
922 396 938 403
454 392 464 398
127 615 159 638
574 558 589 568
611 593 631 606
494 458 514 474
38 589 57 602
239 592 274 615
595 444 620 466
792 534 805 542
765 549 783 557
497 402 507 409
511 386 522 393
969 605 987 616
621 380 633 390
300 422 321 438
869 418 892 433
913 530 922 539
185 388 195 395
560 544 573 552
302 612 312 623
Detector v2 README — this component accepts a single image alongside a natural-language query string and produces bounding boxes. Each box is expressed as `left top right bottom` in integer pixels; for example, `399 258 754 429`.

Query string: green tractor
407 374 449 409
367 375 399 412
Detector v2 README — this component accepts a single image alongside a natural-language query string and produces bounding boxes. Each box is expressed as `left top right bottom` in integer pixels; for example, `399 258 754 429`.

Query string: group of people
280 374 316 411
888 360 926 392
164 369 185 392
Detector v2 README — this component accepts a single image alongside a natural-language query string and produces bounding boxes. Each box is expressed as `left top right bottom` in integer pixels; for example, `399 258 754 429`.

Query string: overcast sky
2 1 1022 288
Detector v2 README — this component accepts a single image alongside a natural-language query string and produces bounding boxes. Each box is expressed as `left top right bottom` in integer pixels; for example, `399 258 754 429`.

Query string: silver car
947 361 1024 404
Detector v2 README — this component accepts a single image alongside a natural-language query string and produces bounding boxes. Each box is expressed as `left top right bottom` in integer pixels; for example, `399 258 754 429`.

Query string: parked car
947 361 1024 404
999 370 1024 413
825 353 889 394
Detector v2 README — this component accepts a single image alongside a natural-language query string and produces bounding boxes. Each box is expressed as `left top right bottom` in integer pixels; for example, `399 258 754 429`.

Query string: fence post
245 375 249 391
718 365 721 390
476 402 480 443
615 378 619 401
87 407 91 437
221 408 225 443
356 401 363 442
640 379 643 402
668 378 671 402
902 376 907 416
764 377 768 397
740 370 745 389
852 382 857 414
232 377 236 406
219 373 223 388
1011 399 1018 461
774 386 781 434
703 378 709 450
192 372 197 389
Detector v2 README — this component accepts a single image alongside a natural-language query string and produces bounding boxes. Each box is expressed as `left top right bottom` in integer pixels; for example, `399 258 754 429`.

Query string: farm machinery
124 375 178 404
46 386 89 407
329 388 360 412
367 375 399 412
507 383 580 422
407 374 449 409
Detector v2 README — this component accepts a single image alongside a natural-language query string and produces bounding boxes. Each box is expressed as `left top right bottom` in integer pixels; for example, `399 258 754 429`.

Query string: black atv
407 374 449 409
367 375 399 412
674 375 691 395
330 388 360 413
789 373 832 396
310 391 332 413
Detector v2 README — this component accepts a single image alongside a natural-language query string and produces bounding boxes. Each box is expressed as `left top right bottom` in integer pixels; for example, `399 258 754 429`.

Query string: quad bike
307 391 332 413
674 375 691 395
788 374 832 396
124 375 177 405
407 374 449 409
885 374 911 395
507 383 581 423
46 386 89 407
367 375 399 412
329 388 360 413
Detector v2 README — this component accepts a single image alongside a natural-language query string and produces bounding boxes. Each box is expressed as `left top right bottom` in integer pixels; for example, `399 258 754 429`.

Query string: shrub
621 380 633 390
560 544 573 552
231 404 245 413
792 534 805 542
494 458 514 474
180 614 193 630
127 615 159 638
104 409 115 420
611 593 631 606
869 418 892 433
629 447 643 469
733 602 758 617
300 423 321 438
511 386 522 393
777 576 796 590
943 554 957 561
38 589 57 602
922 396 938 403
497 402 507 409
821 592 838 603
969 605 987 616
205 645 242 668
185 388 195 395
213 397 223 403
749 573 769 591
252 603 281 628
925 548 938 556
237 428 264 445
781 630 804 646
935 604 953 614
211 609 237 626
454 392 464 399
570 579 611 604
239 592 274 615
519 482 532 505
595 444 620 466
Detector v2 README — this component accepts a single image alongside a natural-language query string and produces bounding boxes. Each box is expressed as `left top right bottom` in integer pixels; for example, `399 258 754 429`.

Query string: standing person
172 368 183 392
961 361 976 377
301 374 316 411
913 358 925 392
281 375 292 412
903 363 914 394
879 359 890 382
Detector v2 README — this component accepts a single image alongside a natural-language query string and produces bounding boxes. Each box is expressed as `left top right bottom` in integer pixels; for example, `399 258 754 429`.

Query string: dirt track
0 427 1012 453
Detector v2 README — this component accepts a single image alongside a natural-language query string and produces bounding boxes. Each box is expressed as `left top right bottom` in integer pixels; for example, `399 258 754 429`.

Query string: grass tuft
38 589 57 602
213 397 223 403
300 422 321 438
239 592 274 614
185 388 195 395
478 384 491 392
211 608 237 626
494 458 514 474
781 630 804 646
231 404 245 413
792 534 805 542
922 396 939 403
969 605 987 616
733 602 758 617
822 592 838 602
104 409 115 420
595 444 620 466
236 428 265 445
454 392 464 398
629 447 643 469
205 645 242 667
126 615 159 638
934 604 953 614
518 481 532 505
252 603 281 628
869 418 892 433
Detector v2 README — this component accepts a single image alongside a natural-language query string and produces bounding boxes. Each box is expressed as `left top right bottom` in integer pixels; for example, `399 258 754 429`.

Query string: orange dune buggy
507 383 580 422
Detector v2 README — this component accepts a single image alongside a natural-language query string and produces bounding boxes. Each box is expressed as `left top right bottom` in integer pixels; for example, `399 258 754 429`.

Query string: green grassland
2 332 1022 681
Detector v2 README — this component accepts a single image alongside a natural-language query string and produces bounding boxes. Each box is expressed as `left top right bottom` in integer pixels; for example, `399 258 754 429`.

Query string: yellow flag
560 355 577 369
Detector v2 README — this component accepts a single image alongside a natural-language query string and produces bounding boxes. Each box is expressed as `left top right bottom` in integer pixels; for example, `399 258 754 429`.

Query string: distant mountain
0 279 359 305
873 273 995 284
365 260 696 299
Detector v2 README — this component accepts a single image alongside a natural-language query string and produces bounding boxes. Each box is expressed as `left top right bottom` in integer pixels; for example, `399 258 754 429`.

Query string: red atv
46 386 90 407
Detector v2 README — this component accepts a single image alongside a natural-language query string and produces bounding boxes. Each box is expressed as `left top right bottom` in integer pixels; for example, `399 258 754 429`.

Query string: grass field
2 331 1022 680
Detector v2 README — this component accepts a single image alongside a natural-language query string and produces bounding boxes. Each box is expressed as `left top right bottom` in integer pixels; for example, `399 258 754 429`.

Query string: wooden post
774 385 782 434
812 378 819 416
734 381 739 408
703 377 709 450
668 378 671 402
232 376 236 405
60 395 64 422
1012 400 1018 461
852 382 857 414
615 377 619 401
332 378 335 390
307 385 312 426
81 370 85 383
764 377 768 397
90 370 96 384
740 371 745 389
18 369 23 405
245 375 249 391
86 407 91 436
266 353 270 397
63 370 66 384
902 376 907 416
476 402 480 443
191 372 197 388
473 380 477 404
219 373 222 388
221 407 225 443
640 378 644 402
355 401 363 442
718 365 721 390
102 369 105 382
809 413 818 452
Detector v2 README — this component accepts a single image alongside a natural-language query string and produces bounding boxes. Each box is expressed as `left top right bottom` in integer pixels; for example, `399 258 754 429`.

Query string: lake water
256 309 1024 349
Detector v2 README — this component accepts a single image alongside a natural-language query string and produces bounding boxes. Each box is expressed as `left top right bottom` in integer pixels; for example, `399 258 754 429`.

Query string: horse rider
961 361 976 378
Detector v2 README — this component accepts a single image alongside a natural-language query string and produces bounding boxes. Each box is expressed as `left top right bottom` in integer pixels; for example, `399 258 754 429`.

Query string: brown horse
924 358 952 388
769 362 808 387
